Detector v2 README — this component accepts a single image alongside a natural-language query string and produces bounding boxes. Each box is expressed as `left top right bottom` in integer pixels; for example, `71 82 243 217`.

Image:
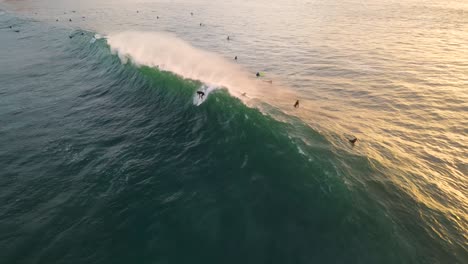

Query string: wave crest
106 31 257 98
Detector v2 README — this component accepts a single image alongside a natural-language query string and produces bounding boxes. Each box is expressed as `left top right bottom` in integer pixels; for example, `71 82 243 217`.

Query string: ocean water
0 0 467 263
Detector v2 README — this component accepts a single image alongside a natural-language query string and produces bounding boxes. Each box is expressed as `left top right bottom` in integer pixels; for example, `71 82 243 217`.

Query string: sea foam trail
106 31 260 99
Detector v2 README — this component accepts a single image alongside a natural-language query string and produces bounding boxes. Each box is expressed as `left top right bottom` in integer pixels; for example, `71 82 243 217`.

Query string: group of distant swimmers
8 25 20 33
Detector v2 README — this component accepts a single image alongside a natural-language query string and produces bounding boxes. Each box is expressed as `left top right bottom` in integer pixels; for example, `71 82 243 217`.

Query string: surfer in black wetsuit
197 91 205 99
256 72 260 77
234 56 237 60
294 100 299 108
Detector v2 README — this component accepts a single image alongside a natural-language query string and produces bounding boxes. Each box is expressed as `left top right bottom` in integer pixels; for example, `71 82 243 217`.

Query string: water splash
106 31 257 99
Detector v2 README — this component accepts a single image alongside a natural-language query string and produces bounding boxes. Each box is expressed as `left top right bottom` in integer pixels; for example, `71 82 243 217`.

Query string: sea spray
106 31 254 98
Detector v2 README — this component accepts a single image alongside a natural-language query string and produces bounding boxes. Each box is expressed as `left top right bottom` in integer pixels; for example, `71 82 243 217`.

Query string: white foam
106 31 258 99
193 84 216 106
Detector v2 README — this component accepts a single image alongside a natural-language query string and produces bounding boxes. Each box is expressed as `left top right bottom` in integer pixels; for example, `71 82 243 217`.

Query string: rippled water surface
1 0 467 263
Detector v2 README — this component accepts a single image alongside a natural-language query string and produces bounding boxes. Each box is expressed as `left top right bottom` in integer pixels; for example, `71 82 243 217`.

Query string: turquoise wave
0 11 465 264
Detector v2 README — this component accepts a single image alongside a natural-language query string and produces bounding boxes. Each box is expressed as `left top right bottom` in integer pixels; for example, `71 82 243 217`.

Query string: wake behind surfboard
193 85 216 106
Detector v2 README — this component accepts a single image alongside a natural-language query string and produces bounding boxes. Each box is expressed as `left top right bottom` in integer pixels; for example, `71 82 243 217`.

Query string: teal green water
0 2 467 263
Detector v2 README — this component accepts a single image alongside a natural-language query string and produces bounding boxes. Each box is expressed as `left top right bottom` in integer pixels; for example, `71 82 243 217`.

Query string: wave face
0 10 466 264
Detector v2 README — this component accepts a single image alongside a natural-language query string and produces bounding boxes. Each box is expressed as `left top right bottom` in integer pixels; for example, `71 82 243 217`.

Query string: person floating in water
234 56 237 60
349 137 358 144
191 12 193 16
69 18 72 22
256 72 260 77
227 36 230 41
157 16 159 19
197 91 205 99
294 100 299 108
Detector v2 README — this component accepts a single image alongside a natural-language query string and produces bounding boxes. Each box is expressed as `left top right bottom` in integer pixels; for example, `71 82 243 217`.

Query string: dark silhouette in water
14 30 20 33
234 56 237 60
197 91 205 99
349 137 358 144
157 16 159 19
294 100 299 108
191 12 193 16
69 35 73 39
56 19 59 22
256 72 260 77
227 36 230 41
69 18 72 22
9 26 12 28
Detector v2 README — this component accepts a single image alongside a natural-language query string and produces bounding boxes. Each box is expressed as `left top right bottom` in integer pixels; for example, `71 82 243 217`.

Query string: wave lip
106 31 256 98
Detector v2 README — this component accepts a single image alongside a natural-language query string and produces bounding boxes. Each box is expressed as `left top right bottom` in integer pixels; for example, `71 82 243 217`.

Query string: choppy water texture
0 0 467 263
